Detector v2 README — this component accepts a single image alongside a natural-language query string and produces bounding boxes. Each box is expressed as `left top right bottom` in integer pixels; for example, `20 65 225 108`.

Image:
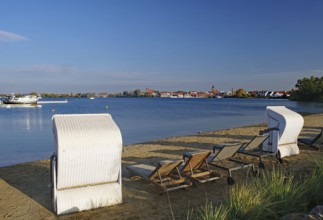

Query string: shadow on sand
0 160 53 212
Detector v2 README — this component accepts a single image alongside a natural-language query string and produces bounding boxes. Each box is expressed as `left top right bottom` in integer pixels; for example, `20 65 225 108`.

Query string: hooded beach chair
262 106 304 158
51 114 123 215
180 151 221 184
127 159 192 193
298 128 322 150
208 144 256 185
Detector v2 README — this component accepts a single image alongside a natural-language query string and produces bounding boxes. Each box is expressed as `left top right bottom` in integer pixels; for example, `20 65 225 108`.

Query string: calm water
0 98 322 167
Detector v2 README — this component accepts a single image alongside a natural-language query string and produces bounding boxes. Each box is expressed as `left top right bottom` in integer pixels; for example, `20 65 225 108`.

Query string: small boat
89 97 95 100
2 94 40 104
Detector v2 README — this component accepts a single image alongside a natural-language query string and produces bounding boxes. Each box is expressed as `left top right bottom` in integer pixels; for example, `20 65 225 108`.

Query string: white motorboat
3 94 40 104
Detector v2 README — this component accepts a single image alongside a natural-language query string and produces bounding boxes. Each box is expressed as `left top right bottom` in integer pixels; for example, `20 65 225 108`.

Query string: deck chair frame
181 151 221 184
237 135 278 169
209 144 256 185
127 160 192 193
298 128 322 150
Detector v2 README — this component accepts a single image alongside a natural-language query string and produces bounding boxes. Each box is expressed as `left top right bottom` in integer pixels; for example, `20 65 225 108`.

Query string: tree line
1 76 321 102
290 76 323 102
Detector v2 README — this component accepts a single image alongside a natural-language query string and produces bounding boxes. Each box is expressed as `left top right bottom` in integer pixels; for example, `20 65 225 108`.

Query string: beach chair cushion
127 163 155 179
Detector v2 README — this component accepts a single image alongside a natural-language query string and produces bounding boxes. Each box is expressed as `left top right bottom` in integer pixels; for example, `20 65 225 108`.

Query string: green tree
290 76 323 101
30 92 39 96
235 88 247 98
134 89 141 97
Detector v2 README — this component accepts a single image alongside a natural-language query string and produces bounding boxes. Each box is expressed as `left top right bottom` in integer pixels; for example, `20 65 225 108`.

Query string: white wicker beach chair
263 106 304 158
51 114 123 215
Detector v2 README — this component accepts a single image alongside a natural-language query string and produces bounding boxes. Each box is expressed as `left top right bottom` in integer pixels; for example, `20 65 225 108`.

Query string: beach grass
189 159 323 220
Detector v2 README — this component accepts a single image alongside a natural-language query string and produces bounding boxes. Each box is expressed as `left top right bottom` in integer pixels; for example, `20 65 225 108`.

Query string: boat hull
2 95 39 104
3 100 38 104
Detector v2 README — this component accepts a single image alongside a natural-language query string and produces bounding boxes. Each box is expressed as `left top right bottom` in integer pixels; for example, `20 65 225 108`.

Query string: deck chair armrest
182 151 210 160
158 159 183 165
259 127 279 135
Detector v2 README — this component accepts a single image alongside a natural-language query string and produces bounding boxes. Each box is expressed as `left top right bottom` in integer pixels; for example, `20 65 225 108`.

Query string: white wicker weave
263 106 304 158
51 114 123 215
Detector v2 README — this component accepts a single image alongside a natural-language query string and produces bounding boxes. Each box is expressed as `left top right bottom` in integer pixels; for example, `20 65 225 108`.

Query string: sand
0 113 322 220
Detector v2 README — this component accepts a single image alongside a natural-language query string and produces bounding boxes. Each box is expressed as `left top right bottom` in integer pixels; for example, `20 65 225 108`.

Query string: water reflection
0 106 51 167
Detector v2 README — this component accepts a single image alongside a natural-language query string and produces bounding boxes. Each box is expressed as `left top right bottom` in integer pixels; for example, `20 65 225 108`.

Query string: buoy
106 105 109 108
52 109 55 112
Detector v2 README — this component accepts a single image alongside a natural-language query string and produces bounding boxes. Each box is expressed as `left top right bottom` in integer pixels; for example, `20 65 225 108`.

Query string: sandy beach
0 113 322 220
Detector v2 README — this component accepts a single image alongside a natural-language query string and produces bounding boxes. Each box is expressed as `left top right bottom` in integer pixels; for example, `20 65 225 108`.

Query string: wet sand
0 113 322 220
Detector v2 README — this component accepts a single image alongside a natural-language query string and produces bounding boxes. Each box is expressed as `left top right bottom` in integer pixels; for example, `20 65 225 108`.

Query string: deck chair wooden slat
181 151 221 184
127 160 192 193
150 160 182 179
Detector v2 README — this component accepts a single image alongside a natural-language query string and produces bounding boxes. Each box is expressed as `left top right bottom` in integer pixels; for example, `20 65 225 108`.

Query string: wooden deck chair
208 144 256 185
51 114 123 215
180 151 221 184
238 135 277 169
127 159 192 193
298 128 322 150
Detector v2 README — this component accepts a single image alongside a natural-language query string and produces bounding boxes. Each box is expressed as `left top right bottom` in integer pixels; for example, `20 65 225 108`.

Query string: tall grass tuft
188 202 230 220
303 159 323 208
189 159 323 220
227 181 274 220
254 167 307 217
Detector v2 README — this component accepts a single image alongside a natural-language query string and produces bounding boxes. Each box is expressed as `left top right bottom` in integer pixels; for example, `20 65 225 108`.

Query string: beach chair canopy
51 113 123 215
263 106 304 158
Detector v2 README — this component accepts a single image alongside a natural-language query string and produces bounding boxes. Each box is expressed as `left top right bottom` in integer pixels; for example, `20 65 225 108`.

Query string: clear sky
1 0 323 93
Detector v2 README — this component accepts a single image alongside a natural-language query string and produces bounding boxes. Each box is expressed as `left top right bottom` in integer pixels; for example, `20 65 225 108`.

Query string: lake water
0 98 322 167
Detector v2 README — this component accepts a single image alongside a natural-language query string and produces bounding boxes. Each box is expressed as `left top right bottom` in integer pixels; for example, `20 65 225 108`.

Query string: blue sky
1 0 323 93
